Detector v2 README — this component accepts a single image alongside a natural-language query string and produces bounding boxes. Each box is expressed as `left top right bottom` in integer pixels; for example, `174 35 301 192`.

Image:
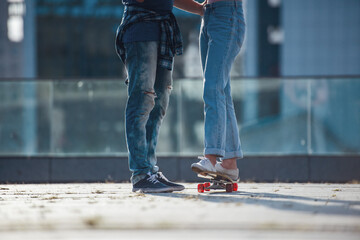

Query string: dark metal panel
309 156 360 183
0 157 50 183
238 156 309 182
50 157 130 183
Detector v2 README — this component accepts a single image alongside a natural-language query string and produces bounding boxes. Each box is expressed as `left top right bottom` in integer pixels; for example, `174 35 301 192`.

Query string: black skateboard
195 170 238 193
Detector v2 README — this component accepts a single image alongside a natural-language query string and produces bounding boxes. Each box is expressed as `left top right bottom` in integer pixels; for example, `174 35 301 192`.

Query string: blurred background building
0 0 359 182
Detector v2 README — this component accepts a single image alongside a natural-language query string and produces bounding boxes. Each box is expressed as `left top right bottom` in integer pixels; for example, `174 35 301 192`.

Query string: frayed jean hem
221 151 243 160
204 148 226 158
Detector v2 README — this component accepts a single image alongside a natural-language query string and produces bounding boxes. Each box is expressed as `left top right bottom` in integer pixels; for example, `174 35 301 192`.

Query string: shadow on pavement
149 189 360 217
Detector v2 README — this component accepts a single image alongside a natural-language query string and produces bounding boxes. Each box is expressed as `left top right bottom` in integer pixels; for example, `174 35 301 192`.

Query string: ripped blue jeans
200 1 245 159
124 41 172 184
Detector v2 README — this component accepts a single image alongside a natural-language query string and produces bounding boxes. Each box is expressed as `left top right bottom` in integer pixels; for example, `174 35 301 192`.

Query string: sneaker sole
192 165 239 181
215 165 239 181
191 165 209 175
132 188 173 193
171 186 185 191
158 182 185 192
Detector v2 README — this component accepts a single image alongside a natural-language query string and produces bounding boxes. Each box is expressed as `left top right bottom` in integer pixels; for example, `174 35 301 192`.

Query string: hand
173 0 206 16
199 0 207 16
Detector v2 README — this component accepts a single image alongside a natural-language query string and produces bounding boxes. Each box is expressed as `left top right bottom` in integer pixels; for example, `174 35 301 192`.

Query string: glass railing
0 77 359 156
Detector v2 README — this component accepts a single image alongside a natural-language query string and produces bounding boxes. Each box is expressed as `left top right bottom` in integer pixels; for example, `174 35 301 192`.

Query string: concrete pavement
0 183 359 239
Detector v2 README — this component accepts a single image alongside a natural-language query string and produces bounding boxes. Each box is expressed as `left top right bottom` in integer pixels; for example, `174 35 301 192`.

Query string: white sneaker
191 157 217 174
215 162 239 181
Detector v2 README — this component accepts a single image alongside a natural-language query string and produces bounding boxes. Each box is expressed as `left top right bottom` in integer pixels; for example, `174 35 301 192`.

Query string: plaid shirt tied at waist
115 6 183 71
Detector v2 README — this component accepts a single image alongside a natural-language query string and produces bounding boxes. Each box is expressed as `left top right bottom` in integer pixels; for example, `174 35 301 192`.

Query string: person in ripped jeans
116 0 205 193
191 0 246 181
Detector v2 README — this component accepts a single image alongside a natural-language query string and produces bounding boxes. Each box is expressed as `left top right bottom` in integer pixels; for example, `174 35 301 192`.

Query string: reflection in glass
0 78 359 156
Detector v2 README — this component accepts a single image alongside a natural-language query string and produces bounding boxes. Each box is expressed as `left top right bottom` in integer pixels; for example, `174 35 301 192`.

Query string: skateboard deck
195 170 238 193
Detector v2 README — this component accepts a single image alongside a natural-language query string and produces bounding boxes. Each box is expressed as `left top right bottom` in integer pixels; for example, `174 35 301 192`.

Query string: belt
207 0 242 4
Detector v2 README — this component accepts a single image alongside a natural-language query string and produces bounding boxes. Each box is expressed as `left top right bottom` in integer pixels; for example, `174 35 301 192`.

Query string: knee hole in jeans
144 91 157 98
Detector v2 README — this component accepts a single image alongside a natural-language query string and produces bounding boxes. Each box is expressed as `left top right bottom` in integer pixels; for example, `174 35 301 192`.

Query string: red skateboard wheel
233 183 238 191
198 183 205 193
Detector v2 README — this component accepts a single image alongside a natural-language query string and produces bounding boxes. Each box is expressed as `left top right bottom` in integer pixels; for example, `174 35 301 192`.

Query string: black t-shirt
122 0 173 14
121 0 174 42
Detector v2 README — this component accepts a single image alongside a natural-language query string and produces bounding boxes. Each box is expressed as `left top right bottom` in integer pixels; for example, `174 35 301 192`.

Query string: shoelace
147 173 160 184
157 172 169 181
197 156 218 172
197 156 211 165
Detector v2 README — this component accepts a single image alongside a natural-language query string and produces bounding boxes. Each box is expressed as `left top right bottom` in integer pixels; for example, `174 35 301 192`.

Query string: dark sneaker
132 173 173 193
156 172 185 191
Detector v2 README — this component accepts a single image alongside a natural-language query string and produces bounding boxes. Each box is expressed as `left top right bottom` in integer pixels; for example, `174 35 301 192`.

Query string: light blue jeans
124 41 172 184
200 1 245 159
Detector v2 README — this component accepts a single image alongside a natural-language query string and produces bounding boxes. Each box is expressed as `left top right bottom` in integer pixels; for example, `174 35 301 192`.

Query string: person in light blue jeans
191 0 245 181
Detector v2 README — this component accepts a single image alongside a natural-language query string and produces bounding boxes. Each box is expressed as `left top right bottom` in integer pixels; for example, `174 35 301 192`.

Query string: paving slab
0 183 359 239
